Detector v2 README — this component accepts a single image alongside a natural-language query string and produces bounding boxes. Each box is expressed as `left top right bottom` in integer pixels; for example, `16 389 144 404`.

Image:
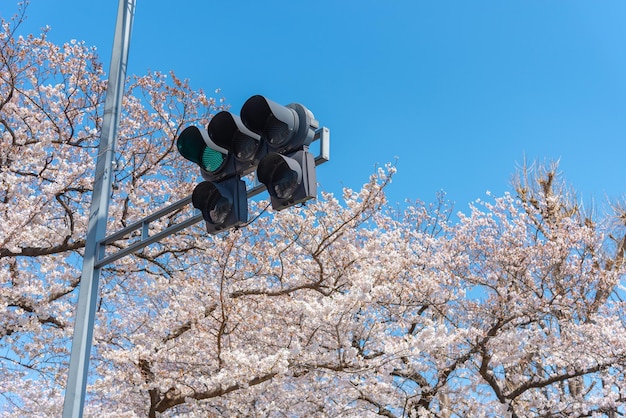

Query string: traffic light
176 95 323 234
257 150 316 211
208 111 262 176
176 125 247 234
240 95 316 154
176 125 231 181
240 95 319 211
191 177 247 234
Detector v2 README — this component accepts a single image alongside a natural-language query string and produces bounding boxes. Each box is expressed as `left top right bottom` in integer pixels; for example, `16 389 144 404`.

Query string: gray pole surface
62 1 135 416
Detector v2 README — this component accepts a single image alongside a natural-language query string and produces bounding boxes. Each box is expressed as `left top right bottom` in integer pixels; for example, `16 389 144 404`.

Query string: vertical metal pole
62 1 135 417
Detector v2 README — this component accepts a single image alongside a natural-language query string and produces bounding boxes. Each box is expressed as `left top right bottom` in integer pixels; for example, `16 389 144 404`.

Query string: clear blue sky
8 0 626 212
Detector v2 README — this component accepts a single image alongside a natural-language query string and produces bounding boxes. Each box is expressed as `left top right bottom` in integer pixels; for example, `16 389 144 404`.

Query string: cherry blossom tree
1 5 625 417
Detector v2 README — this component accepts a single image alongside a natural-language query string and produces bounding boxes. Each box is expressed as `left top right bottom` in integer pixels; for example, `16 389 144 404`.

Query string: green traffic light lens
177 126 226 174
202 147 225 173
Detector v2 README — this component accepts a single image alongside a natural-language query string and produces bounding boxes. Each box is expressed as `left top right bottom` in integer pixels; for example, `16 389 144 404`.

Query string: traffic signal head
177 95 325 229
176 125 232 181
208 111 263 176
257 150 316 211
191 177 247 234
177 125 246 234
240 95 318 154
